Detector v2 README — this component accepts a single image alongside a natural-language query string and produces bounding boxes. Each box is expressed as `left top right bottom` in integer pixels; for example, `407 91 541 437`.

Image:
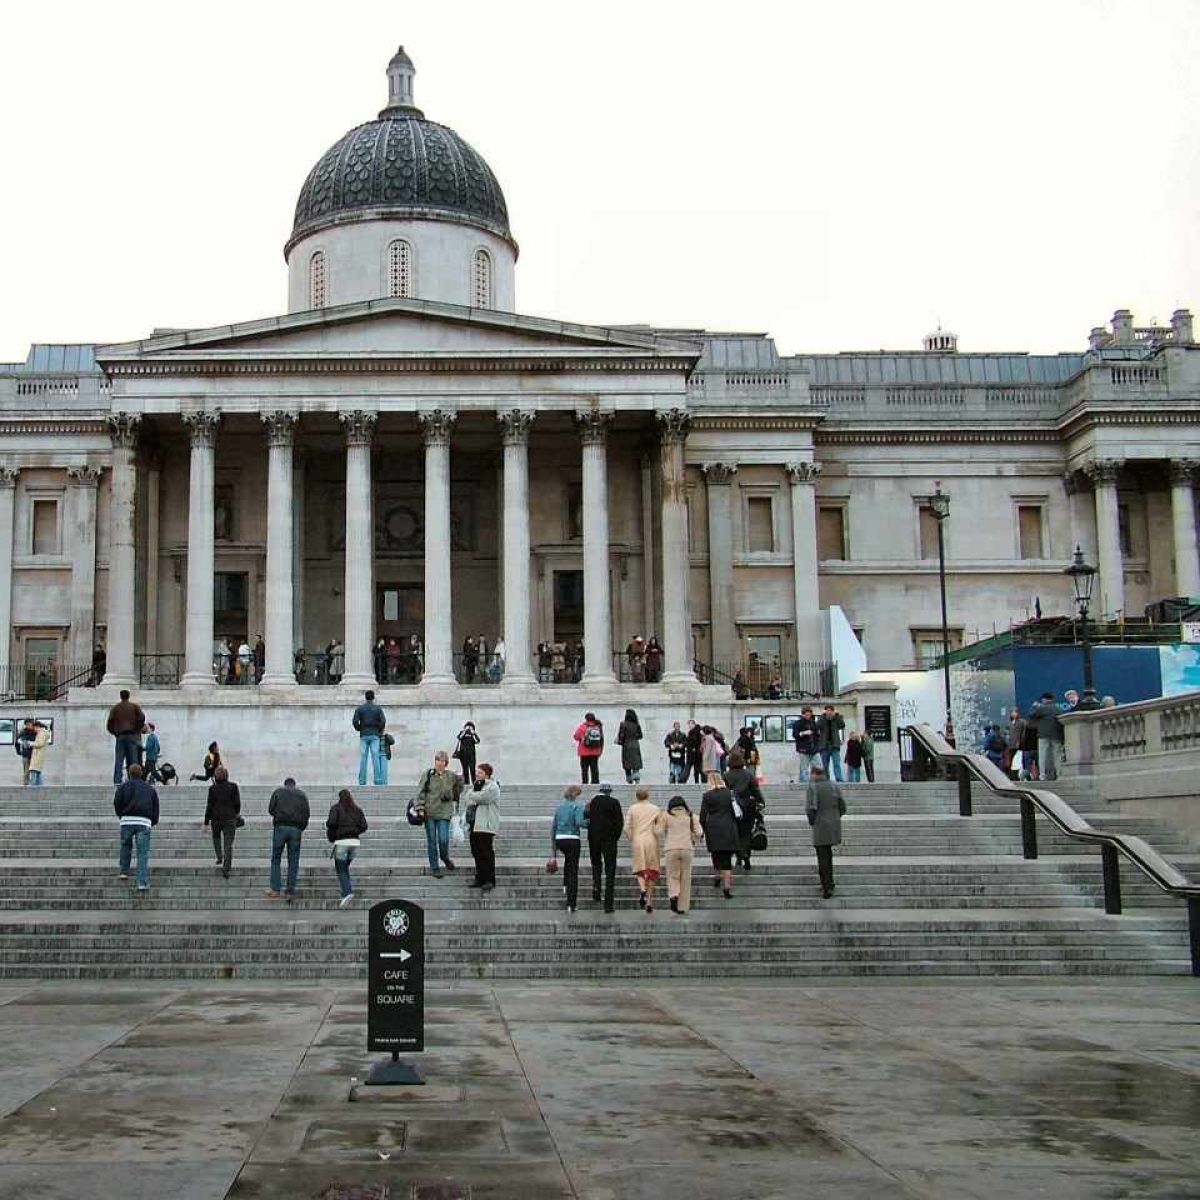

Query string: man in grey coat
805 763 846 900
1027 691 1065 782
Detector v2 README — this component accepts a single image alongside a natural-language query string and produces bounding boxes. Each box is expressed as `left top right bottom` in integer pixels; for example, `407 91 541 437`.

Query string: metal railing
613 650 665 684
0 662 93 702
906 722 1200 976
698 660 837 699
454 651 502 685
137 653 183 688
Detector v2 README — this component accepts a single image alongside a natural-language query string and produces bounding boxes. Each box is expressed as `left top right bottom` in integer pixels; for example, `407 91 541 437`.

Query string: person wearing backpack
573 712 604 785
15 718 36 786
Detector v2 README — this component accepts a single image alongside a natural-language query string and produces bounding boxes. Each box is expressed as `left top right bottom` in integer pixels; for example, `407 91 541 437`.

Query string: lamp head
928 482 951 521
1064 545 1097 608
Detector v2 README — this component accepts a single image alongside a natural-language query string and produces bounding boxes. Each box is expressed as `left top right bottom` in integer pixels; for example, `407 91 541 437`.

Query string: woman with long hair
550 783 587 912
326 788 368 908
623 787 662 913
617 708 644 784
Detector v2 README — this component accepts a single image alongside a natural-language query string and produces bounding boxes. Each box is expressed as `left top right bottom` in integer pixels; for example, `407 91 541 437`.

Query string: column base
579 671 618 689
499 674 539 696
94 675 137 694
339 672 377 693
179 672 217 691
259 673 298 690
659 670 700 687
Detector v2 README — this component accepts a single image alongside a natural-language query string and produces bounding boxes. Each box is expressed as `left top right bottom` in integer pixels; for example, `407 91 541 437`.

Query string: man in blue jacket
352 690 388 786
114 764 160 892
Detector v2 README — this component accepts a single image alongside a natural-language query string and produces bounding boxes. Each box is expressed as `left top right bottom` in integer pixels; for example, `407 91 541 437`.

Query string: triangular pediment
96 297 700 365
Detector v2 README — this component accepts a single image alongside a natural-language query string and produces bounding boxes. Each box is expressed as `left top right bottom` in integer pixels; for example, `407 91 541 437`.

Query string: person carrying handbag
550 784 587 913
467 764 500 892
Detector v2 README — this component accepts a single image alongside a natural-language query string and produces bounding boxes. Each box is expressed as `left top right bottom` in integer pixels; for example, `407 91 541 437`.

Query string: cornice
691 414 824 433
1056 405 1200 437
0 419 108 436
816 427 1062 445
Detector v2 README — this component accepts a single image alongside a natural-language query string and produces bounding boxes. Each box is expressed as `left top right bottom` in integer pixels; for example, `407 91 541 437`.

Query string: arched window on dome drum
473 248 492 309
387 240 413 299
309 250 327 309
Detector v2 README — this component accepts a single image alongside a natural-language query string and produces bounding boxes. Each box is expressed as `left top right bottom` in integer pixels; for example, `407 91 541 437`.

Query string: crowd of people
980 688 1113 782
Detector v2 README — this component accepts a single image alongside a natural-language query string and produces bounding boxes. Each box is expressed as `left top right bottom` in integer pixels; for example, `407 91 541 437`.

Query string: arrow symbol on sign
380 950 412 962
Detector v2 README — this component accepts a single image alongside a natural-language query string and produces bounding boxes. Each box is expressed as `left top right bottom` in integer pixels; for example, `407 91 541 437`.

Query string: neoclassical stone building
0 47 1197 780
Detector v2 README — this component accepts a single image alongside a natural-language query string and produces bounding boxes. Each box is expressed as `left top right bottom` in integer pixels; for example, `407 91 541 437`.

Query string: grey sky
1 0 1196 362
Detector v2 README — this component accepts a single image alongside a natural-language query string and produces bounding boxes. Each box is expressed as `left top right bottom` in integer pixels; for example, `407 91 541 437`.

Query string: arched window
473 248 492 309
387 240 412 298
309 250 326 309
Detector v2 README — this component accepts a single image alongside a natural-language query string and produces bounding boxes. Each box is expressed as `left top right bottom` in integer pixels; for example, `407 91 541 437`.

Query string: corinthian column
340 411 377 690
180 411 220 688
702 463 738 669
67 465 102 668
576 410 615 682
0 469 17 667
787 462 823 661
421 409 456 684
261 411 298 686
1169 459 1200 598
499 409 535 684
1085 458 1125 618
105 414 141 688
658 409 696 683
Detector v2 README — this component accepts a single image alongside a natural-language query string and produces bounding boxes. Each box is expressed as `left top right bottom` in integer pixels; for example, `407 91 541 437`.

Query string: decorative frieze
786 461 822 485
1084 458 1123 487
575 409 613 446
182 410 221 450
656 408 691 445
498 409 535 446
419 409 457 446
262 410 298 447
66 465 102 488
702 462 738 486
106 412 141 450
339 410 377 447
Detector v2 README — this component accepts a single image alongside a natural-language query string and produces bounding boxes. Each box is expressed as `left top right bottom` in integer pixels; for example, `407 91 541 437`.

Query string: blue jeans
28 770 43 787
821 748 844 782
669 760 687 784
114 733 140 785
333 844 356 897
425 818 451 871
358 735 383 785
271 826 302 895
119 825 152 888
847 766 861 783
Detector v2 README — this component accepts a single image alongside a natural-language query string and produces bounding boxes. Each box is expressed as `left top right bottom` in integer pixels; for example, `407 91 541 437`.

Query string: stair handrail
906 722 1200 977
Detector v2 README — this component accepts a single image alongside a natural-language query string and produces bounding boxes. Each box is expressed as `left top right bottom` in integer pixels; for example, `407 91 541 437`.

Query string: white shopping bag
449 813 467 846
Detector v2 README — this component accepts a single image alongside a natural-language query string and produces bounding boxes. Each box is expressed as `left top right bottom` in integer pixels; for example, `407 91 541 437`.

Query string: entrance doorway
377 584 425 682
553 570 584 642
214 572 248 645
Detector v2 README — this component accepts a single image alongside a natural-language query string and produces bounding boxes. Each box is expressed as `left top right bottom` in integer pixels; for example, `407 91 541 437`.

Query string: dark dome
290 111 511 246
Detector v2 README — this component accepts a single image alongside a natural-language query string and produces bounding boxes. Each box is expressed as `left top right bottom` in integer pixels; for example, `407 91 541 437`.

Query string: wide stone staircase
0 779 1195 979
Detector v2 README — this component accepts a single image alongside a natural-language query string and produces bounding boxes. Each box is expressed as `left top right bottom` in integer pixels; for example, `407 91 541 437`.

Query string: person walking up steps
723 749 765 872
418 751 463 878
700 770 738 900
660 795 701 915
142 724 161 784
586 782 623 913
204 765 242 880
114 763 160 894
624 788 662 914
266 775 310 901
551 783 587 912
574 712 604 785
806 763 846 900
467 763 500 893
326 788 368 908
352 690 387 786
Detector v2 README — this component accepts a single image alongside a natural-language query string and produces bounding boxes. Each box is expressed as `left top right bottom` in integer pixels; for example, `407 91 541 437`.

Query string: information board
367 898 424 1053
863 705 893 743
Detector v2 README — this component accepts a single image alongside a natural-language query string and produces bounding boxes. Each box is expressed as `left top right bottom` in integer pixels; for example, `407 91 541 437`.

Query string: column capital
419 409 456 447
1168 458 1199 486
1062 469 1082 496
786 461 822 485
575 409 613 446
0 467 18 490
67 465 102 488
106 413 141 450
182 410 221 450
262 410 298 448
656 407 691 445
497 409 535 446
340 409 377 447
1084 458 1123 486
702 462 739 486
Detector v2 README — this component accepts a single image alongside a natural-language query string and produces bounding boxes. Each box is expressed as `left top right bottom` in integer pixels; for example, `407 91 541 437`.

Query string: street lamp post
929 483 954 742
1065 545 1102 711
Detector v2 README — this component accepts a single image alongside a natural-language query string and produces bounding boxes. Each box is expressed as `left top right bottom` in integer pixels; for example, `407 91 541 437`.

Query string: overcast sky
1 0 1196 362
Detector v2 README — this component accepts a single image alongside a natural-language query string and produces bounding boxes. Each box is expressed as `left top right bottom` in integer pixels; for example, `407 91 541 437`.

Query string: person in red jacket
573 711 604 785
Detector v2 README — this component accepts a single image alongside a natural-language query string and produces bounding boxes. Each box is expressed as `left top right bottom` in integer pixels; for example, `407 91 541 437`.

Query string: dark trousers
688 755 703 783
589 834 618 910
211 821 236 874
737 827 754 868
470 830 495 886
459 756 475 787
815 844 834 895
555 837 582 908
580 757 599 785
863 758 875 783
113 732 140 785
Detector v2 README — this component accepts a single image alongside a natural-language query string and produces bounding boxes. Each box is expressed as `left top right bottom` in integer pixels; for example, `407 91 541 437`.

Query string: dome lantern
384 45 419 115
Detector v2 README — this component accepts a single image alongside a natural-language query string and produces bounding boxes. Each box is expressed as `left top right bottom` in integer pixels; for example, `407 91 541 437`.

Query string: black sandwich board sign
366 898 425 1085
864 705 893 743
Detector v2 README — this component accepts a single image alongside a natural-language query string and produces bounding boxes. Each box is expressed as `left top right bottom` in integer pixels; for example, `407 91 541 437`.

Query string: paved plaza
0 978 1196 1199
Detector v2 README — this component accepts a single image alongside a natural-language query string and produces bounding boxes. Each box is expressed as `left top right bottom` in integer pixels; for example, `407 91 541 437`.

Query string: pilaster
787 461 824 662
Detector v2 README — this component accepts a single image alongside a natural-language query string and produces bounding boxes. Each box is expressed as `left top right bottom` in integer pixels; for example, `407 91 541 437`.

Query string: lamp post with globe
1064 546 1102 711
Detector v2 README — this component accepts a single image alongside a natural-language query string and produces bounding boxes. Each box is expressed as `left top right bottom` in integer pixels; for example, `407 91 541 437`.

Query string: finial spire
386 46 417 111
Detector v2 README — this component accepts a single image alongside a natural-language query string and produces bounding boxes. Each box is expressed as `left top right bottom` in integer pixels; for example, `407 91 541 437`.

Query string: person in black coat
699 771 739 899
723 749 765 872
586 782 624 913
204 765 241 879
326 788 369 907
686 719 704 784
454 721 480 786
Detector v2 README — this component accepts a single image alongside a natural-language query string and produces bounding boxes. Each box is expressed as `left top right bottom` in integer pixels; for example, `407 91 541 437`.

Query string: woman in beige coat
623 788 662 913
658 795 701 915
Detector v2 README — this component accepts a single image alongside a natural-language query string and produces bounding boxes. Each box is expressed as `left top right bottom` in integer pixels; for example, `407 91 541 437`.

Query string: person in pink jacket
573 712 604 785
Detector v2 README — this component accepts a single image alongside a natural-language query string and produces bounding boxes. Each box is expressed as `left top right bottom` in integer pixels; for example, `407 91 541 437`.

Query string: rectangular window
1118 503 1132 558
1018 505 1044 559
918 505 940 560
817 505 847 560
912 627 962 670
31 499 59 556
746 496 774 553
